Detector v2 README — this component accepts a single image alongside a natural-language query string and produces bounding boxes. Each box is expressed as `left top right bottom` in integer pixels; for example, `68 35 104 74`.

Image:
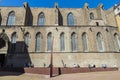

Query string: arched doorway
0 38 6 49
0 29 9 67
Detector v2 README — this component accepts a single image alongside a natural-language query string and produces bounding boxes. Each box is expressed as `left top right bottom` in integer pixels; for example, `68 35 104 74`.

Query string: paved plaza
0 71 120 80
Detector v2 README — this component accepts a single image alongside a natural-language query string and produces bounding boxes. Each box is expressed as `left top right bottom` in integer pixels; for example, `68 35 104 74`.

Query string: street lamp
50 36 54 78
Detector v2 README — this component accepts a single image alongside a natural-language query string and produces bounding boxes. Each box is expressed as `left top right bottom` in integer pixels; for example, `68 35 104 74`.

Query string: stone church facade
0 2 120 68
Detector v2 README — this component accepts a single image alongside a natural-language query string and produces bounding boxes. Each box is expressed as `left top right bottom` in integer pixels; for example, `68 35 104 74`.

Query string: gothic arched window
24 32 30 46
114 33 120 52
67 13 74 26
96 32 105 52
11 32 17 43
7 11 15 26
37 12 45 26
35 32 42 52
71 32 77 51
60 32 65 51
47 32 52 51
82 32 89 52
11 32 17 52
90 12 94 19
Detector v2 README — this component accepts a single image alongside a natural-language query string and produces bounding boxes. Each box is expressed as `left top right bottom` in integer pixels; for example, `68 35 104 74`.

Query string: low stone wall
0 67 24 73
24 67 118 75
0 67 118 75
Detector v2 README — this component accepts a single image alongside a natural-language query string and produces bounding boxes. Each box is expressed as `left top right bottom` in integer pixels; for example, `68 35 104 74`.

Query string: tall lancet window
37 12 45 26
7 11 15 26
96 32 105 52
114 33 120 52
35 32 42 52
24 32 30 46
82 32 89 52
67 13 74 26
11 32 17 43
47 32 52 51
60 32 65 51
11 32 17 52
71 32 77 51
90 12 94 19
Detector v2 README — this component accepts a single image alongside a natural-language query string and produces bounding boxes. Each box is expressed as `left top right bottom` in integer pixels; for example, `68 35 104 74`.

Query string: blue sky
0 0 120 9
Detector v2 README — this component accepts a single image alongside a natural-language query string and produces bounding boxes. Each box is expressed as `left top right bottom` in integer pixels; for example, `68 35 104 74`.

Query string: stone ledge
0 67 118 75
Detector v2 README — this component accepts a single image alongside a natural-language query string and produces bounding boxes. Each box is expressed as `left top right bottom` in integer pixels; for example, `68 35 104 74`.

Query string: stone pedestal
0 46 7 54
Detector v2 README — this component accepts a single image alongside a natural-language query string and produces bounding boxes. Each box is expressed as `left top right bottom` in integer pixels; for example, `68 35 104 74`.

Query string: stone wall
0 3 120 68
6 53 120 68
0 3 117 26
0 26 118 52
